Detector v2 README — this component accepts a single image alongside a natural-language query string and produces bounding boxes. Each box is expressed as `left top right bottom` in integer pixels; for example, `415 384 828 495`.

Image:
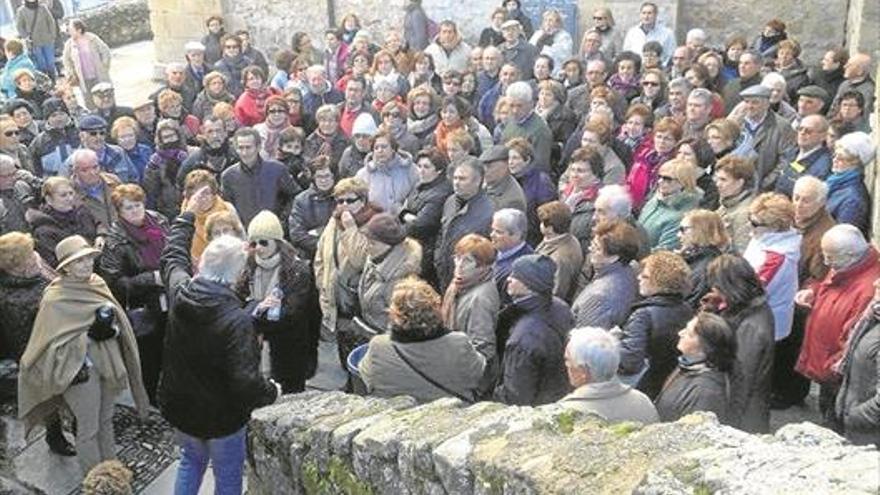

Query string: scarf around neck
120 213 166 271
441 266 492 331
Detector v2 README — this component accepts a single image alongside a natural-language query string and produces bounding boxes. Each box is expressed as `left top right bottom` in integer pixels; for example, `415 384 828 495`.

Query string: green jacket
638 189 702 251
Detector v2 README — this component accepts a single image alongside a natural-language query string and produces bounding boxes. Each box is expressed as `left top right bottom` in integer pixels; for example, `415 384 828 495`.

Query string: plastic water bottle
266 288 283 321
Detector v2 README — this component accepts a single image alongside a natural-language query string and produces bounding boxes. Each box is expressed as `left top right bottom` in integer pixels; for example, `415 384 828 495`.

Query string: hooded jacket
159 276 277 438
743 229 802 340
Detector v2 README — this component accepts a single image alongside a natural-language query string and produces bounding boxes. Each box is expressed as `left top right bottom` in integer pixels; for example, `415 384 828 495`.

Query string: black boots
45 416 75 457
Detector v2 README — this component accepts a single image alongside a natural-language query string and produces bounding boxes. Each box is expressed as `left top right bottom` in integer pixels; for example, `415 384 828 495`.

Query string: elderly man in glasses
61 114 137 183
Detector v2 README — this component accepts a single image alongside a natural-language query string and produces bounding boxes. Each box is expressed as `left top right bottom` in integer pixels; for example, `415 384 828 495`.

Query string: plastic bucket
346 343 370 395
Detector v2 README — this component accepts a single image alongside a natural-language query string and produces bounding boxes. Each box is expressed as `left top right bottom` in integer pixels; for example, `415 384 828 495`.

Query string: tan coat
717 189 753 254
314 217 370 332
358 238 422 331
536 233 584 302
560 378 659 424
62 32 112 86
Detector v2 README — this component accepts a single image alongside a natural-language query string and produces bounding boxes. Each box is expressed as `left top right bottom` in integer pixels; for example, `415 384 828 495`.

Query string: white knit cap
351 113 378 137
836 132 876 165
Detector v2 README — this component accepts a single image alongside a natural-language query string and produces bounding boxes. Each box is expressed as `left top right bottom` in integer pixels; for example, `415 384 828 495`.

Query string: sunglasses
249 239 270 247
3 130 19 137
658 175 677 182
641 81 660 87
593 16 606 20
86 130 106 136
267 108 287 114
336 196 361 205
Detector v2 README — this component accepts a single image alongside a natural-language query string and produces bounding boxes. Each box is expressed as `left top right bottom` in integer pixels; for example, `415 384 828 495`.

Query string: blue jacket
775 146 833 197
1 54 36 98
61 144 138 183
477 82 503 128
827 170 870 236
494 294 572 406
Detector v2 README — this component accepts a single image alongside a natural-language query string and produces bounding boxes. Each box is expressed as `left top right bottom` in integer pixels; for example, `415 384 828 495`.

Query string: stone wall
148 0 223 65
78 0 153 48
246 391 879 495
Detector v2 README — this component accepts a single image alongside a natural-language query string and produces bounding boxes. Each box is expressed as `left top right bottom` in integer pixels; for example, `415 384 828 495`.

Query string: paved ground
0 39 823 494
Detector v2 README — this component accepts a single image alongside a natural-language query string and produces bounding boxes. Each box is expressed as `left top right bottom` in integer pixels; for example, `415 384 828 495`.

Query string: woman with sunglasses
0 117 34 175
236 210 318 393
637 158 702 251
742 193 801 346
630 68 667 113
381 101 420 157
626 116 681 213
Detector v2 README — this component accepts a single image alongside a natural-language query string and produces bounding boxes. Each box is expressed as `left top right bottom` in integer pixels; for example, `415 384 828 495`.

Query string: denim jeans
173 427 246 495
31 44 56 78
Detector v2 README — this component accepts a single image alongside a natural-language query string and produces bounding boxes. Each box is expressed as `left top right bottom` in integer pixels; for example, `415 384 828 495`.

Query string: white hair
596 184 633 219
686 28 707 42
305 65 326 78
793 176 828 205
505 81 533 102
197 235 248 286
70 149 98 171
822 224 869 264
668 76 692 92
761 72 786 90
836 132 876 166
688 88 713 106
567 326 620 383
494 208 527 240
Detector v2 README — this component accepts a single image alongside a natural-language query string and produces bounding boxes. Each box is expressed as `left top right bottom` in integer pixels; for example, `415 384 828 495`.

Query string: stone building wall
78 0 153 48
246 391 879 495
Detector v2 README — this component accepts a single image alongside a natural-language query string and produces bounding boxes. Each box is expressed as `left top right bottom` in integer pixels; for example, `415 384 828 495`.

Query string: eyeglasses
593 16 606 20
373 143 390 150
641 81 660 87
336 196 361 205
658 175 677 182
86 130 106 136
249 239 270 248
3 130 19 137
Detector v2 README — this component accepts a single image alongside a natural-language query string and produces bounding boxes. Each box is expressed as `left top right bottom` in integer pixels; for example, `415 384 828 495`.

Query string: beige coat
314 217 370 332
559 378 659 424
536 233 584 302
358 238 422 331
717 189 753 254
62 32 112 86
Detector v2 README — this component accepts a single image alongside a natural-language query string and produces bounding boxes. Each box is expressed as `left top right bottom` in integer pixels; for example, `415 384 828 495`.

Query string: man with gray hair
594 184 649 259
775 115 832 197
159 234 280 494
302 65 344 117
796 224 880 426
560 326 659 423
491 207 532 301
770 176 834 410
657 77 691 123
500 81 553 169
831 53 874 117
683 87 714 139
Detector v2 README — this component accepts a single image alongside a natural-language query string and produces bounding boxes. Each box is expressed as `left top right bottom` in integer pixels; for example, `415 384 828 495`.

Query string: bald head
845 53 872 80
821 224 869 271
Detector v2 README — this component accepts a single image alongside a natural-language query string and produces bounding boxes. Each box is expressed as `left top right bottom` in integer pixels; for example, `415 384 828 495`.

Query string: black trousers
771 307 811 405
265 331 310 394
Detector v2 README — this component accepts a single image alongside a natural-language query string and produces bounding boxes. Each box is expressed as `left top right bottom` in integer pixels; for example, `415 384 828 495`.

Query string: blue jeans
31 44 56 78
174 427 246 495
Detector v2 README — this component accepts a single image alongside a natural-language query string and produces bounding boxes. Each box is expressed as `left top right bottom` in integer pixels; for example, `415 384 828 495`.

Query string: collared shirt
497 241 527 262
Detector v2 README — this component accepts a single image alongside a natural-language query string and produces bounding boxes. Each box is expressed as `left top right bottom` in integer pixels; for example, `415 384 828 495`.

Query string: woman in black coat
29 176 98 267
677 209 729 309
400 148 453 287
615 251 694 399
98 185 169 404
288 157 336 260
236 211 319 393
702 254 775 433
655 311 737 423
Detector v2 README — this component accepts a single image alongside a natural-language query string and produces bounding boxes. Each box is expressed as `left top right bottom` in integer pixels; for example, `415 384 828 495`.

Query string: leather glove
88 304 118 341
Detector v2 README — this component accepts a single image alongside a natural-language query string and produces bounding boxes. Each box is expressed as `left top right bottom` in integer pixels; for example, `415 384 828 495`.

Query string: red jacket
796 248 880 383
234 87 279 127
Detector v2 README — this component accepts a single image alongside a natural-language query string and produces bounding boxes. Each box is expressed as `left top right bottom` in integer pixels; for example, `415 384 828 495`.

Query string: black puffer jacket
681 245 723 309
0 271 49 361
400 175 452 279
288 185 334 260
99 212 169 315
28 205 98 267
655 361 730 423
158 275 277 439
617 293 694 400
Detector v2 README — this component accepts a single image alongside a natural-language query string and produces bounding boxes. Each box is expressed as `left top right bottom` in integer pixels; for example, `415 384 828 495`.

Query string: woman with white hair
825 132 873 236
560 326 659 423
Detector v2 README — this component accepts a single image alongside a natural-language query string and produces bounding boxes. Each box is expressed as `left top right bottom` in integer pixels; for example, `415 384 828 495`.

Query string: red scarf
120 214 166 270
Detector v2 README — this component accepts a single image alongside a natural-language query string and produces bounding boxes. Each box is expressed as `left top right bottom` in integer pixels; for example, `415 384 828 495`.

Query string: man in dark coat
159 233 279 494
495 254 573 405
435 158 494 291
737 84 797 191
220 127 300 226
721 50 763 114
177 116 238 187
775 115 832 197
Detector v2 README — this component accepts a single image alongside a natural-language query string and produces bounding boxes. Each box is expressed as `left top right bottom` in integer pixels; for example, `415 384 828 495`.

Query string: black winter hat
510 254 557 295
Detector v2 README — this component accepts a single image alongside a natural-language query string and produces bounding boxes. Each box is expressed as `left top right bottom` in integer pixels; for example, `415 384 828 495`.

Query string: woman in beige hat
235 210 319 393
17 234 149 476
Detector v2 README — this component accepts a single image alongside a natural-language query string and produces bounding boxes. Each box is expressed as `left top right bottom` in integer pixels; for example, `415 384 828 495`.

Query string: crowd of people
0 0 877 492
